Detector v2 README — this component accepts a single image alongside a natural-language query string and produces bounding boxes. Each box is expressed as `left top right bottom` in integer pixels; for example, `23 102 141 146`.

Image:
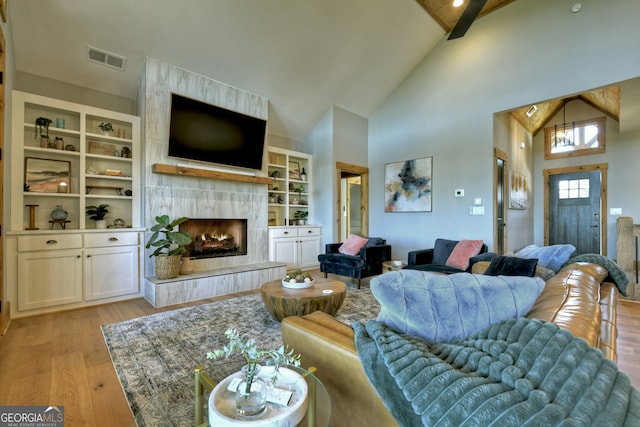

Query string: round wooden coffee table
260 278 347 322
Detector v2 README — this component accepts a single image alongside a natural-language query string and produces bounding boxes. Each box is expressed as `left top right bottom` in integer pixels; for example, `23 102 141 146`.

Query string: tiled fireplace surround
141 57 286 307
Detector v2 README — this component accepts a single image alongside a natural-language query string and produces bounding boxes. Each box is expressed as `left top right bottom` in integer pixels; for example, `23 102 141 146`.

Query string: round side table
209 366 331 426
383 260 406 272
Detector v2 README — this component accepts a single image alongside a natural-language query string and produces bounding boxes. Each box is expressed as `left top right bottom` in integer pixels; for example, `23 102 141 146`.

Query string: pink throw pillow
339 235 369 256
445 239 483 270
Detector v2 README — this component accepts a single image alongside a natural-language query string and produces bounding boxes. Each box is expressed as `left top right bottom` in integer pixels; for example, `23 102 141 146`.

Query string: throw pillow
516 244 576 272
445 239 483 270
338 234 369 256
484 255 538 277
370 270 545 343
474 260 555 280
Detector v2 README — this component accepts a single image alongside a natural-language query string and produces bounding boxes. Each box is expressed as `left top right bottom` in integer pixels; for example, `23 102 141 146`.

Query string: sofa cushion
339 234 369 256
445 239 483 270
484 255 538 277
515 244 575 272
370 270 545 343
473 261 556 281
432 238 459 264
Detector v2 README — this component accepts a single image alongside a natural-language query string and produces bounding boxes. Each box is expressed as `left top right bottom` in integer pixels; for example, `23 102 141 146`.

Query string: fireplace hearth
180 218 247 259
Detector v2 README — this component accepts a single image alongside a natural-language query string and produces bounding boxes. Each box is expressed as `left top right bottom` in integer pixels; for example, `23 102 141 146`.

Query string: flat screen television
168 93 267 171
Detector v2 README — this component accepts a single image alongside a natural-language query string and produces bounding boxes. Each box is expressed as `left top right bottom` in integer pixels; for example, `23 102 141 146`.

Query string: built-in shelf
151 163 273 184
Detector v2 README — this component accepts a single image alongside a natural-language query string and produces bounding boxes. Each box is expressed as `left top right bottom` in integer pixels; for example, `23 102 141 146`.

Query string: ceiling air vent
87 46 126 71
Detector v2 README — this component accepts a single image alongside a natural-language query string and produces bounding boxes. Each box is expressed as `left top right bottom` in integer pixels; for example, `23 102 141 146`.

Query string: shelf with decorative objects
11 90 141 231
266 147 311 227
7 91 144 319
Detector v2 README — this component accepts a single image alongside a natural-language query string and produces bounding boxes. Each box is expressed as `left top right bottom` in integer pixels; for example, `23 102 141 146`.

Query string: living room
2 0 640 425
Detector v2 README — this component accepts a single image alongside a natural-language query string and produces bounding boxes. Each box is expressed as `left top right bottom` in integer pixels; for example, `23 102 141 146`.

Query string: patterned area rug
101 287 379 426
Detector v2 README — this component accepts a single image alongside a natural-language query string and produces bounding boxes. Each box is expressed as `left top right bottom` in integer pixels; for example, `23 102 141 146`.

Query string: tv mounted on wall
168 93 267 171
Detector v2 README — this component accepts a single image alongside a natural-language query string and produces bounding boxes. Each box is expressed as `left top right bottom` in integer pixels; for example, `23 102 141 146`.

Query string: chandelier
553 99 575 147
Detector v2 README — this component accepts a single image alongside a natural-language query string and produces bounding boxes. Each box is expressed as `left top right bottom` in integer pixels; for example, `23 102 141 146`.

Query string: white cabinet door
84 245 139 301
270 237 298 269
18 249 83 311
297 236 321 269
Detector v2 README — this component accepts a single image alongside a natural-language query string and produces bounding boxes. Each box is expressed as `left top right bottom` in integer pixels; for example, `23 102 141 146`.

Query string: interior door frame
543 163 608 255
494 148 508 254
336 162 369 240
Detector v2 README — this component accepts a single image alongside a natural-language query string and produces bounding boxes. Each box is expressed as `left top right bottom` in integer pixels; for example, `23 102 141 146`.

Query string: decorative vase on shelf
40 135 49 148
235 364 267 419
54 137 64 150
180 257 195 275
95 219 107 229
300 168 307 181
50 205 68 221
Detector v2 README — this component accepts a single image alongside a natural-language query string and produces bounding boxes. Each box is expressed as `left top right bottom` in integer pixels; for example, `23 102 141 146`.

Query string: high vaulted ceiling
510 86 621 136
416 0 517 33
8 0 521 141
8 0 629 140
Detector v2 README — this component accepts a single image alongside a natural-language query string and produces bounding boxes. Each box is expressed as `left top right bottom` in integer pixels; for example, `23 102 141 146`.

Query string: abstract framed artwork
384 157 432 212
24 157 70 193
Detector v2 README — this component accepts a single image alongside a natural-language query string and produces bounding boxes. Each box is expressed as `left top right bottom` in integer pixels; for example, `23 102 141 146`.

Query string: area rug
101 288 379 426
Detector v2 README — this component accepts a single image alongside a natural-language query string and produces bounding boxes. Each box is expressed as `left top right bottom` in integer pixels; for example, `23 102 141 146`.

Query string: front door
548 170 601 254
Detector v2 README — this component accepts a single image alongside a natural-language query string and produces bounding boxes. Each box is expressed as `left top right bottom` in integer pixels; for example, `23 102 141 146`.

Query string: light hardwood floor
1 289 639 427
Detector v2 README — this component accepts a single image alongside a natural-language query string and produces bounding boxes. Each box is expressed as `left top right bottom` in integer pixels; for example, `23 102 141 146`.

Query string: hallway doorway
336 162 369 241
494 148 508 254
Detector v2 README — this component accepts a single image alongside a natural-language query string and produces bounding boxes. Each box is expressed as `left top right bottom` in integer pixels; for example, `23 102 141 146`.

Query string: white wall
368 0 640 260
306 106 368 246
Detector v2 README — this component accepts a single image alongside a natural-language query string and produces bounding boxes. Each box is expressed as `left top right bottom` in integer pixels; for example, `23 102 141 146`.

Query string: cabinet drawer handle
46 239 58 245
77 255 81 258
307 230 313 234
108 237 119 242
283 231 289 235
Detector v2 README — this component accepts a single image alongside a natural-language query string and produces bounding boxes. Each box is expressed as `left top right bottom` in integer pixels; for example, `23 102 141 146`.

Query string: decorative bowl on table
282 270 314 289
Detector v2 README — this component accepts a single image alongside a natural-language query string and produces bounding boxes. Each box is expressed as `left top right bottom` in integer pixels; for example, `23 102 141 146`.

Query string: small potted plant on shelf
86 204 110 229
294 210 308 225
145 215 192 280
207 328 301 419
99 122 113 135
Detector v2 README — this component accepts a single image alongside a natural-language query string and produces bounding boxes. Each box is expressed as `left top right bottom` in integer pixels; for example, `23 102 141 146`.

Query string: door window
558 178 589 199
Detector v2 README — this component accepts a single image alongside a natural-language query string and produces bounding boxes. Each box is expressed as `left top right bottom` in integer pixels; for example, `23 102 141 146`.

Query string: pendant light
553 99 576 147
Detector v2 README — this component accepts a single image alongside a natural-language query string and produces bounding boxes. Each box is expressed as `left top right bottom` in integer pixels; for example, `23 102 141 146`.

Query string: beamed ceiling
509 86 621 136
416 0 518 33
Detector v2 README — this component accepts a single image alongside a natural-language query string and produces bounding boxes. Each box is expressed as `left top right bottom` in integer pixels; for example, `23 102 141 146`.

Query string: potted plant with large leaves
145 215 192 279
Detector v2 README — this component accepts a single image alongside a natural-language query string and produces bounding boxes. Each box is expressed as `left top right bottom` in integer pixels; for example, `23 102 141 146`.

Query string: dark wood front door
548 170 601 254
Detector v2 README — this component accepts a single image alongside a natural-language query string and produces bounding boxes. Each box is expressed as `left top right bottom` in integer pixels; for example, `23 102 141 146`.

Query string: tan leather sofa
281 262 619 427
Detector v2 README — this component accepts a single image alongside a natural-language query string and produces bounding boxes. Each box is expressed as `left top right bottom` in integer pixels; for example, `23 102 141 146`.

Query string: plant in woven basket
145 215 192 257
145 215 192 279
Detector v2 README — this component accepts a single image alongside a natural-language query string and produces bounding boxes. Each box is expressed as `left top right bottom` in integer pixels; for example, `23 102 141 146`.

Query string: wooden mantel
151 163 273 185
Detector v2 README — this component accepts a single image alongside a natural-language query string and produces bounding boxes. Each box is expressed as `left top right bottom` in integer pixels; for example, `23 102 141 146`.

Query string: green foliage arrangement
207 328 301 389
145 215 192 257
86 204 109 220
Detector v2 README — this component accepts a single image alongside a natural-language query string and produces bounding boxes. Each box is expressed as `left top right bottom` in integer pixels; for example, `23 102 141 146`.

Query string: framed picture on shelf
289 161 301 180
25 157 71 193
268 211 277 226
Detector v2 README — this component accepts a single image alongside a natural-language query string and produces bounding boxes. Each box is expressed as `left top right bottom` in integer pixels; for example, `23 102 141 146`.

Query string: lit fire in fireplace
180 219 247 259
